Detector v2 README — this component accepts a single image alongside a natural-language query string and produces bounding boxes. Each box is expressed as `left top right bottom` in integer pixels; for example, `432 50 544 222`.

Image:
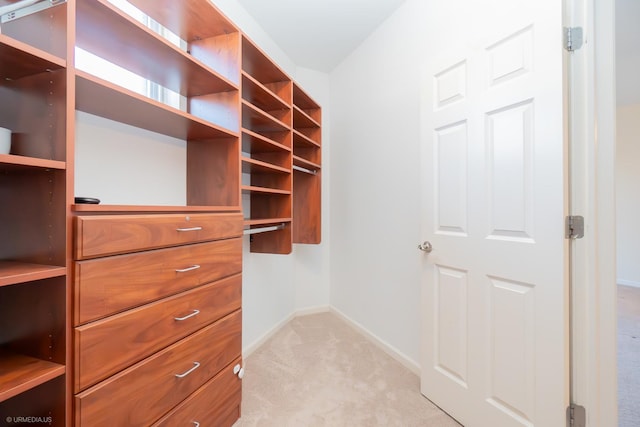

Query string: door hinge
565 215 584 239
566 404 586 427
564 27 584 52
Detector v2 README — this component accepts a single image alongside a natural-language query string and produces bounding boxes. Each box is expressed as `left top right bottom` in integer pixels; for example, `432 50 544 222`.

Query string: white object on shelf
0 127 11 154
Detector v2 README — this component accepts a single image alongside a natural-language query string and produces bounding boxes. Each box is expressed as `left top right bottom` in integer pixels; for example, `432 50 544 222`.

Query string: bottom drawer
75 311 241 426
152 357 242 427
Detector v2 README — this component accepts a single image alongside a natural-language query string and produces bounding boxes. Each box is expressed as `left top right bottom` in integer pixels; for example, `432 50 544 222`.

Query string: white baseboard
618 279 640 288
242 305 421 377
329 307 421 376
295 305 331 316
242 312 296 359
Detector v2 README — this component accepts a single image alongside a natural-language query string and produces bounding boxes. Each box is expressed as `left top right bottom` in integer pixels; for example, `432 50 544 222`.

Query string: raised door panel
74 274 241 392
75 238 242 324
434 121 468 236
75 213 242 259
152 358 242 427
75 310 241 427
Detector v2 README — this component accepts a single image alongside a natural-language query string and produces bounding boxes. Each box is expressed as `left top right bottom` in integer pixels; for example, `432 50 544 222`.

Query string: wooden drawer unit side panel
74 212 243 259
75 238 242 324
152 357 242 427
75 310 241 427
74 274 242 392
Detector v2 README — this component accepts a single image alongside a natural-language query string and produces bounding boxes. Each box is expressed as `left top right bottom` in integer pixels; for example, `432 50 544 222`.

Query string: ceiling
236 0 407 73
237 0 639 104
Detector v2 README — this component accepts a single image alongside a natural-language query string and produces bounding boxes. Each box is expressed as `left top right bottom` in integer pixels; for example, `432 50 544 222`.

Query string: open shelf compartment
76 72 238 140
76 0 237 97
0 34 66 81
0 261 66 288
0 351 65 403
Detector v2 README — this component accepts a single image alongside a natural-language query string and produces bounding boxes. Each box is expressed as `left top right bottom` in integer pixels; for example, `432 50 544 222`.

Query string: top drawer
75 213 243 259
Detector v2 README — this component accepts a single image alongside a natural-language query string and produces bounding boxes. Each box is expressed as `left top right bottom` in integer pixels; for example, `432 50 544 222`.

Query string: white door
419 1 567 426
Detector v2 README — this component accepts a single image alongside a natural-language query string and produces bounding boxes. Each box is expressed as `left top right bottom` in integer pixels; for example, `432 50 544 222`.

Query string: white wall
616 104 640 287
75 112 186 205
292 67 331 313
616 0 640 106
211 1 332 352
329 1 423 368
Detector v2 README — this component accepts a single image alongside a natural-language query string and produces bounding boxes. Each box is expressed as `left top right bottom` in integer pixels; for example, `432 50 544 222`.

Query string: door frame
571 0 617 424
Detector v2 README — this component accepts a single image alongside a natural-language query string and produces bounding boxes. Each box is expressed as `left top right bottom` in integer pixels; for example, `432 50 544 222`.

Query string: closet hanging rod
0 0 65 22
243 223 285 235
292 165 317 175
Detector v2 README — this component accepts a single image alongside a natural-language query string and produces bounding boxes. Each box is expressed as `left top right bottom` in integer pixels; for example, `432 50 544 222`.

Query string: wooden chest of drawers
73 212 243 426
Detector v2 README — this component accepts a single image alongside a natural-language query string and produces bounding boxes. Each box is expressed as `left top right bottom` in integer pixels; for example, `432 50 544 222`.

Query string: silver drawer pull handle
193 422 200 427
175 264 200 273
174 309 200 321
175 361 200 378
176 226 203 232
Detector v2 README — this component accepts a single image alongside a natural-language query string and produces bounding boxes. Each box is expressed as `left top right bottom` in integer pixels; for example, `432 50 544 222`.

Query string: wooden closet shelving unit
0 1 71 423
75 0 241 211
71 1 244 426
241 35 293 254
292 83 322 244
1 0 322 424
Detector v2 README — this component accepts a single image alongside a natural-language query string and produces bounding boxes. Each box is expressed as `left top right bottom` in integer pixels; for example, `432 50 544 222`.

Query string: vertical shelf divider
292 82 322 244
241 35 293 254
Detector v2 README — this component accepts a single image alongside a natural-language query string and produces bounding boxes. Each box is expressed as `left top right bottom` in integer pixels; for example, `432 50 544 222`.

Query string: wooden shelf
72 204 242 213
242 37 290 86
0 261 66 288
293 83 320 111
0 154 66 171
76 0 237 97
0 351 65 403
293 129 321 148
242 129 290 153
242 185 290 195
126 0 238 42
0 34 66 81
242 72 290 116
242 101 290 133
241 129 290 153
293 155 321 171
242 157 289 174
293 105 321 129
76 71 238 140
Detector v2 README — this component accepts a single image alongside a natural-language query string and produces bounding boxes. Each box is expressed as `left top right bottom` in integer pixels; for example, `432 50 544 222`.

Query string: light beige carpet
618 285 640 427
234 312 460 427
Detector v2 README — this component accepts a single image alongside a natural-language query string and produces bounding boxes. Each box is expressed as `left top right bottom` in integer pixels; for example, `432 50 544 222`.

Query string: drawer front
75 310 241 427
75 212 243 259
75 238 242 324
152 358 242 427
74 274 241 392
